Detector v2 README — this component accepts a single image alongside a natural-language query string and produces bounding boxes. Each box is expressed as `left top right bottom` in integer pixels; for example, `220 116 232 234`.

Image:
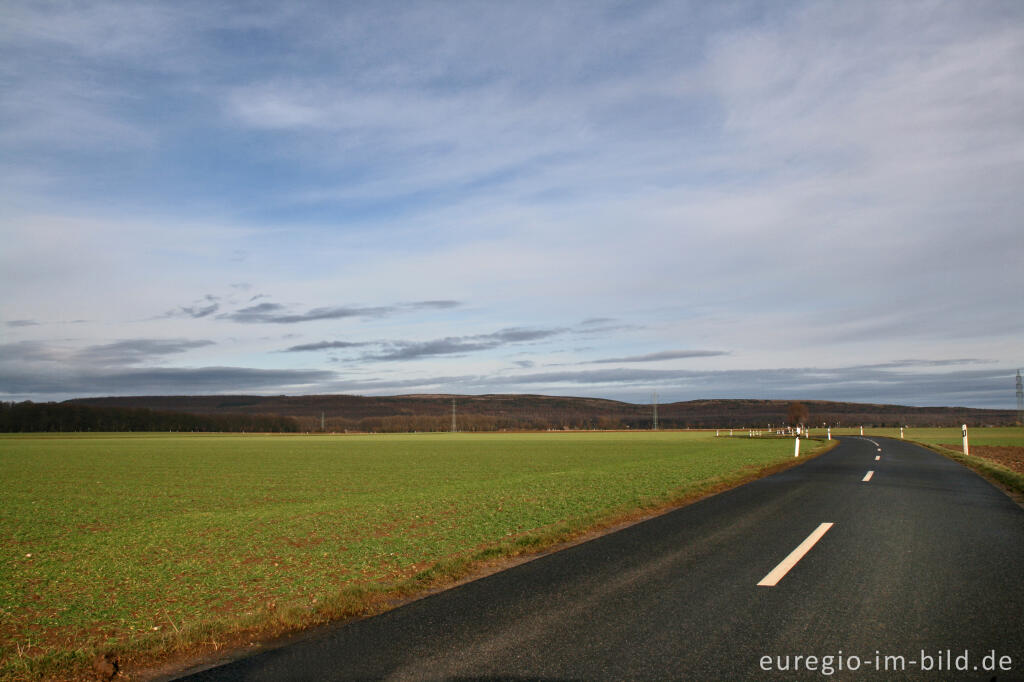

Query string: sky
1 0 1022 408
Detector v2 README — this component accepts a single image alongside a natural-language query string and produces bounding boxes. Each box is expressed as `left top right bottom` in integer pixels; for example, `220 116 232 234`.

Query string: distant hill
65 394 1018 431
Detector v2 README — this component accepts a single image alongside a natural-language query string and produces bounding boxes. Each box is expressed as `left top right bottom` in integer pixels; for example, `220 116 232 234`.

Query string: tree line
0 402 698 433
299 414 726 432
2 399 1004 434
0 401 299 433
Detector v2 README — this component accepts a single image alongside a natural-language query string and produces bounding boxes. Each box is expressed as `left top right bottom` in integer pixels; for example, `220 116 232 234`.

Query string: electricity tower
1017 369 1023 425
451 398 457 433
652 392 659 430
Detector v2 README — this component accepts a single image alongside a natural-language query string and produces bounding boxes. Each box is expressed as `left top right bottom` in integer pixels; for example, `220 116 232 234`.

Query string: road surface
173 437 1024 680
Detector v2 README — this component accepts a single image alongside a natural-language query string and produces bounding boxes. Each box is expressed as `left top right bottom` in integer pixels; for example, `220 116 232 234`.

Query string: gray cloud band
0 359 1010 407
0 339 216 367
220 300 460 324
284 327 566 360
591 350 729 363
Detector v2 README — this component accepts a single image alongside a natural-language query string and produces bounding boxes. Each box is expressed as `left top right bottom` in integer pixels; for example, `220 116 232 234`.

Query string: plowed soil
943 444 1024 475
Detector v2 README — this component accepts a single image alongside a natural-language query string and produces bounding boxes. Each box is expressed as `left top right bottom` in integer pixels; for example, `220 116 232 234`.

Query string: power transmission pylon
1017 369 1023 425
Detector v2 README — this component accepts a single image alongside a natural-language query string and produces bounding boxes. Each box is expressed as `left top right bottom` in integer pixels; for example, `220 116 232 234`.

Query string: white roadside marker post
860 425 864 436
794 435 800 457
716 430 719 437
900 426 904 439
962 424 969 455
827 427 831 441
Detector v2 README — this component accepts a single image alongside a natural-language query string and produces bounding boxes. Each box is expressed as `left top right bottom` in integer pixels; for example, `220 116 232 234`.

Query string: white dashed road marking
757 523 834 587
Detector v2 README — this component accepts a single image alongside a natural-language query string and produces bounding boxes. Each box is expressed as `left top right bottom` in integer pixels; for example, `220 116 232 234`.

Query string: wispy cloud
0 338 324 398
74 339 216 366
165 295 220 319
0 341 62 363
1 338 216 368
407 300 460 310
0 366 333 398
284 340 372 352
590 350 729 363
4 319 39 327
364 338 500 361
282 326 563 359
220 300 461 324
364 327 565 361
366 325 565 360
222 303 392 324
850 358 997 371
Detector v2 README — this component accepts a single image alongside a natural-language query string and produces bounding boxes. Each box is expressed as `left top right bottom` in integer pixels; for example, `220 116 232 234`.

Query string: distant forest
0 401 299 433
0 395 1016 433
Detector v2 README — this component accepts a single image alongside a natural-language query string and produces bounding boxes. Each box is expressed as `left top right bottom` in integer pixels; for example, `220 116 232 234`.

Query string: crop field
841 425 1024 460
845 425 1024 447
0 431 825 679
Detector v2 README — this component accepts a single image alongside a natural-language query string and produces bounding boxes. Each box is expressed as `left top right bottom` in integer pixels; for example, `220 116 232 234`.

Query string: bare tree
787 401 809 428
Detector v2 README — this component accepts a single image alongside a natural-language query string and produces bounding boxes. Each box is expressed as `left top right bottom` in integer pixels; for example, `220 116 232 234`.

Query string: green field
838 425 1024 447
0 431 826 679
824 425 1024 452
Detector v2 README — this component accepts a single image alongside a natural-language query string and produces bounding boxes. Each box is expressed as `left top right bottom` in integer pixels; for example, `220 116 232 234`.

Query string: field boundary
138 437 838 681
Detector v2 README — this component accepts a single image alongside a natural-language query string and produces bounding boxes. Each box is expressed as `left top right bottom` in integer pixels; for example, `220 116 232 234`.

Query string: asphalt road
174 437 1024 680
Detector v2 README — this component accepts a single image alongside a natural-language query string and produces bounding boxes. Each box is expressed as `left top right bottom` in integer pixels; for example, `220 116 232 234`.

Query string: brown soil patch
941 444 1024 476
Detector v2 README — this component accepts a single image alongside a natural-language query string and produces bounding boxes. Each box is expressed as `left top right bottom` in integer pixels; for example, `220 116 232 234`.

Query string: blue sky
1 1 1022 408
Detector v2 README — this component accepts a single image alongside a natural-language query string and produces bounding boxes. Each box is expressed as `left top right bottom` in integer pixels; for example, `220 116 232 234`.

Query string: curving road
172 437 1024 680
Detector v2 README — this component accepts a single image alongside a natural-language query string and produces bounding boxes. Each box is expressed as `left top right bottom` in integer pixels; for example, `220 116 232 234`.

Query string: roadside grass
0 431 825 680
